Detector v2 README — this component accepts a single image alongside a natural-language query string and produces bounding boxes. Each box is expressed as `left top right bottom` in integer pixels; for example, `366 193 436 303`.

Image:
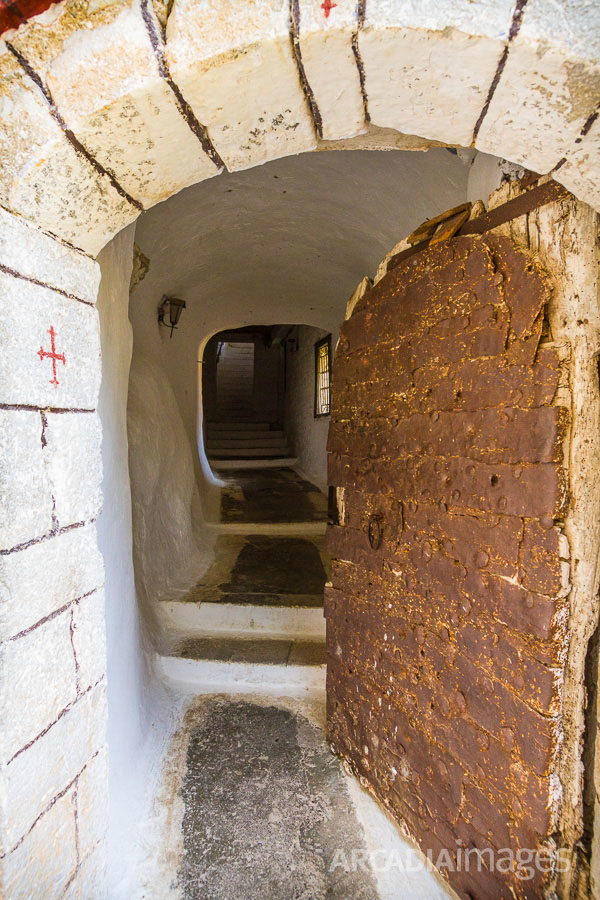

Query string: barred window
314 336 331 417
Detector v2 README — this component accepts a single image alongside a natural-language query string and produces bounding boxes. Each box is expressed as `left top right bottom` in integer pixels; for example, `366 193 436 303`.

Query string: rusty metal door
325 233 567 900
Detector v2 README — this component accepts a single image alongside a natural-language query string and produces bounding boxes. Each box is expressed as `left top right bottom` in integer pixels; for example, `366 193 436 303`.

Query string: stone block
0 43 138 257
476 0 600 173
166 0 317 171
0 610 77 763
61 846 107 900
556 119 600 213
71 590 107 693
2 684 107 849
297 0 365 142
76 746 109 859
0 271 101 409
43 412 103 528
0 207 100 303
0 408 53 552
1 790 78 898
360 0 514 146
0 524 105 640
9 0 219 210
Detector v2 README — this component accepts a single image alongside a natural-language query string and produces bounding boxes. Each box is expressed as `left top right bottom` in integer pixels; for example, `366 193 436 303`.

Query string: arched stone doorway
0 2 599 898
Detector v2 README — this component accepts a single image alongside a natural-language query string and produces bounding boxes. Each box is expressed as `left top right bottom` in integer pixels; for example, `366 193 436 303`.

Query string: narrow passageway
149 458 447 899
163 462 329 674
177 698 379 900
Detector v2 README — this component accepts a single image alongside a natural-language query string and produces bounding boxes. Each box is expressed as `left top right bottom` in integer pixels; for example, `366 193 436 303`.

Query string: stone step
158 597 325 641
208 447 291 458
206 422 274 431
210 457 299 471
157 637 326 697
173 636 326 665
206 429 284 440
206 441 289 456
206 438 289 450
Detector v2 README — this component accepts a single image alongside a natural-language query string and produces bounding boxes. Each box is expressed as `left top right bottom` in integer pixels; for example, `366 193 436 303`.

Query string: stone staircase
157 466 328 699
205 421 292 461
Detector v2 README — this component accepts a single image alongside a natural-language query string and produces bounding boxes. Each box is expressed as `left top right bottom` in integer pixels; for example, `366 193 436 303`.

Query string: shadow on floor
221 468 328 524
177 698 379 900
181 533 329 607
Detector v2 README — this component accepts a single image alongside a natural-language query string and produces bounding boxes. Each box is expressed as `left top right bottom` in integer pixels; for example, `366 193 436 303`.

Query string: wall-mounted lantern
158 295 186 338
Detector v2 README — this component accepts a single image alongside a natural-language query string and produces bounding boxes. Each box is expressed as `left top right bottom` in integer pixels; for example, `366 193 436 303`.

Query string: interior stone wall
0 2 598 897
284 323 335 489
325 188 600 899
95 226 165 892
0 209 109 897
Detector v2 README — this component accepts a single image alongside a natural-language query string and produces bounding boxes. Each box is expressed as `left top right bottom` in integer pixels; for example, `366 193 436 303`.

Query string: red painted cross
321 0 337 17
37 326 66 387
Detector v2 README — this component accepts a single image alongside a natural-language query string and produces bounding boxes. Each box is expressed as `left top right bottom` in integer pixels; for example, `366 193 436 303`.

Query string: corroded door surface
325 234 568 900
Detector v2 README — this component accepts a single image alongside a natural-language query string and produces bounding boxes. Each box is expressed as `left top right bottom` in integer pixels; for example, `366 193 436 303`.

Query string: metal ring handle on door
368 514 383 550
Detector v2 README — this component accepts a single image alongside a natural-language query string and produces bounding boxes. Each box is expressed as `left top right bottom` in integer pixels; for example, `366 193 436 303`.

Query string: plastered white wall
127 354 211 607
96 227 158 892
284 325 334 489
127 148 470 571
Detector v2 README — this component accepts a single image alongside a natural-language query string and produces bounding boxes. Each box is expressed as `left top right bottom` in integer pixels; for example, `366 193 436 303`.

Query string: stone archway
0 0 598 254
0 2 599 898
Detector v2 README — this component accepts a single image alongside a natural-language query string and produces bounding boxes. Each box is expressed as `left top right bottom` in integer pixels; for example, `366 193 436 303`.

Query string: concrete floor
180 533 329 607
133 692 451 900
139 467 451 900
177 698 378 900
221 468 328 524
174 637 327 666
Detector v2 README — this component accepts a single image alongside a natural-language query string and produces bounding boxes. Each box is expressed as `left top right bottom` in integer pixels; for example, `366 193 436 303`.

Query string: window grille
315 336 331 417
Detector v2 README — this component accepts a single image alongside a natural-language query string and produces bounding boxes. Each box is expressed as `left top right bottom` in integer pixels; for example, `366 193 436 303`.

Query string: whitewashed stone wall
0 0 598 258
0 0 599 897
0 209 107 899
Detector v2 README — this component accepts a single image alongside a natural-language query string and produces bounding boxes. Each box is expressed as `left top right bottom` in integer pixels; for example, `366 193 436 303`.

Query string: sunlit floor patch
177 698 378 900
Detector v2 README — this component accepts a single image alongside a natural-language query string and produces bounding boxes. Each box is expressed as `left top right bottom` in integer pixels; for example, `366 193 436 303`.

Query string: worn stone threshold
179 589 324 608
173 636 326 666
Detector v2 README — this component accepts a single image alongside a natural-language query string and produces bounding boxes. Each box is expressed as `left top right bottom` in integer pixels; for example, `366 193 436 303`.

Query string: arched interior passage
95 146 476 891
1 2 600 897
92 147 600 899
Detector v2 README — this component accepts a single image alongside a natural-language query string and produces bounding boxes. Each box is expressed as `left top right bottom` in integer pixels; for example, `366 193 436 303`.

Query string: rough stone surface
221 467 328 524
0 523 104 639
177 697 378 899
360 0 514 147
71 589 107 693
42 412 103 527
2 684 106 849
0 206 100 302
166 0 317 171
0 408 53 551
297 0 365 141
476 0 600 172
0 609 78 762
0 42 137 256
175 636 326 666
1 789 78 898
0 0 598 262
556 116 600 214
9 0 219 209
181 531 328 607
77 745 109 860
326 232 569 899
0 270 101 409
61 847 107 900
